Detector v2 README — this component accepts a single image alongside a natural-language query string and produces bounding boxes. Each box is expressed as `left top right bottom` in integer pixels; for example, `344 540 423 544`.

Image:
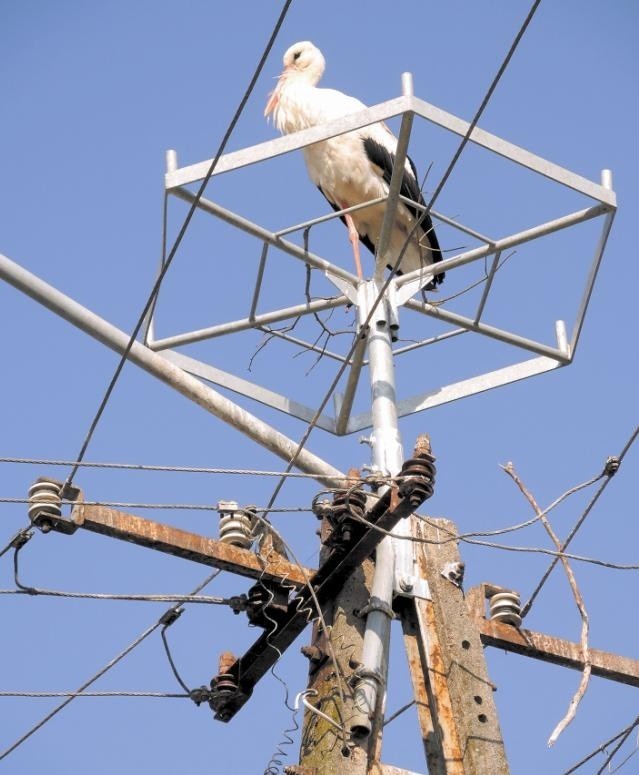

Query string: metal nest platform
146 74 616 436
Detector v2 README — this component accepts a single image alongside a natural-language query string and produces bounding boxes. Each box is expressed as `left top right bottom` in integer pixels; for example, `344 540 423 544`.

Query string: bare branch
502 461 591 747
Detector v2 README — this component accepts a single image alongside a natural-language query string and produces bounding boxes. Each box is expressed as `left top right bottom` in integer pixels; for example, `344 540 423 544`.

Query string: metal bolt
399 577 414 592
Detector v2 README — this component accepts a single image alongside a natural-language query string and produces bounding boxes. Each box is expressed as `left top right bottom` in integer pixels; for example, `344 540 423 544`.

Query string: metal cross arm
207 451 436 723
27 479 312 588
467 584 639 688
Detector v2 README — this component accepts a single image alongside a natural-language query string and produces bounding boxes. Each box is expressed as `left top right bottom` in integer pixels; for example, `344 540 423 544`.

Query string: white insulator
27 480 62 523
217 501 254 548
489 591 522 628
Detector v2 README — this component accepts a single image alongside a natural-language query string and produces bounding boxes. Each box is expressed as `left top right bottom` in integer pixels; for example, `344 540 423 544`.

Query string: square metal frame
145 79 616 436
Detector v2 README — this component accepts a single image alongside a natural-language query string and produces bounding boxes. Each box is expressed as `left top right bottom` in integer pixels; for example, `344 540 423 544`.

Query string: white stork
265 40 444 287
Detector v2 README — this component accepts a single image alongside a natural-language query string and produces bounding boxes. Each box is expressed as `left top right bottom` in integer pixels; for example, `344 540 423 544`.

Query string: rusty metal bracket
209 476 429 722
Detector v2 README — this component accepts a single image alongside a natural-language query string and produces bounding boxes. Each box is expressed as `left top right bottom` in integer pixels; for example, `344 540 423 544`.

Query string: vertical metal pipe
350 281 406 736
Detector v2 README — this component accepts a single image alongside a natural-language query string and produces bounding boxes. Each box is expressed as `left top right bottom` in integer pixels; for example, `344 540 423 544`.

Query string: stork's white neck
272 79 323 135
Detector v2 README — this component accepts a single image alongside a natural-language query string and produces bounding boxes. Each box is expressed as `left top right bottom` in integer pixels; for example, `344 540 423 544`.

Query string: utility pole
3 71 623 775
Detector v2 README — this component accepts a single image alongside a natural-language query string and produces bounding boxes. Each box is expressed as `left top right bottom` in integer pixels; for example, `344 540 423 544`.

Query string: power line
0 497 312 513
563 716 639 774
522 426 638 616
0 691 188 698
64 0 294 489
0 588 238 605
0 568 222 762
0 457 334 479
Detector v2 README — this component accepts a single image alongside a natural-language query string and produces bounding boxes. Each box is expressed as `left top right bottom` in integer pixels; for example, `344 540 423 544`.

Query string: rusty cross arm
211 483 419 722
467 586 639 688
33 501 312 588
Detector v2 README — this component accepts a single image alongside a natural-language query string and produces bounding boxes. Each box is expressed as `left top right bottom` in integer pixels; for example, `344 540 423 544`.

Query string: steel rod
248 242 269 321
474 251 502 324
374 110 414 281
334 335 367 435
0 253 344 487
171 186 360 285
395 203 610 293
404 298 571 362
390 327 468 358
148 296 348 351
165 97 412 189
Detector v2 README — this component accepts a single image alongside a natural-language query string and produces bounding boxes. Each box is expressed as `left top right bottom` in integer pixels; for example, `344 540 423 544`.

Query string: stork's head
265 41 326 117
281 41 326 82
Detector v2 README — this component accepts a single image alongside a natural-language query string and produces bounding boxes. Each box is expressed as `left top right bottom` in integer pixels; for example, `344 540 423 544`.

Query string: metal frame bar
148 295 349 352
347 356 565 433
394 203 610 295
334 335 367 435
404 299 571 362
165 94 615 207
159 349 336 432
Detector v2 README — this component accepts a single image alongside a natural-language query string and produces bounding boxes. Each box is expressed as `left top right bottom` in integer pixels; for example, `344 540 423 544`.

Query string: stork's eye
293 51 301 61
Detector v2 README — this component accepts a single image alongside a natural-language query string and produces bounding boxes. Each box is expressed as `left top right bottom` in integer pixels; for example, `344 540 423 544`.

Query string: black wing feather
362 136 444 286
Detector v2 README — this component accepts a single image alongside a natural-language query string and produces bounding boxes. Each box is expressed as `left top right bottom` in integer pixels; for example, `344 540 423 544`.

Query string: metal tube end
601 169 613 189
401 72 414 97
555 320 569 356
166 149 178 173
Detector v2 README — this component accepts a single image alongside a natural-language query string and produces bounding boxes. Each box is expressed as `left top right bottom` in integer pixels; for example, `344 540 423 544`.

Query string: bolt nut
399 577 414 592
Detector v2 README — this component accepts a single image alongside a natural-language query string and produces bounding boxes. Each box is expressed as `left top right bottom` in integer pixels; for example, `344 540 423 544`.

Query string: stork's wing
362 136 444 285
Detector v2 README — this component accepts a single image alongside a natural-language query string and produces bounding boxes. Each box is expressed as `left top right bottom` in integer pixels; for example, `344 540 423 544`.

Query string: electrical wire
0 457 335 479
63 0 294 489
563 716 639 774
0 568 222 762
522 425 638 616
0 588 235 605
0 497 311 513
0 691 188 698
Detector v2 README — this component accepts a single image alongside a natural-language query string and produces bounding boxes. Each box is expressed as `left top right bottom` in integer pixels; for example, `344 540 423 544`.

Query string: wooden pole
401 517 509 774
296 508 376 774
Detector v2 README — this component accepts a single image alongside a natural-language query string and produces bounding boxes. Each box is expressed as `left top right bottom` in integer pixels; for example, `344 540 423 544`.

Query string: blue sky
1 1 638 773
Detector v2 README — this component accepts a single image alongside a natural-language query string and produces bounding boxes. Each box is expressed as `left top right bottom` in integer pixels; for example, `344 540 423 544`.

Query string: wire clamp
159 607 184 627
355 596 395 620
604 456 621 477
189 686 213 706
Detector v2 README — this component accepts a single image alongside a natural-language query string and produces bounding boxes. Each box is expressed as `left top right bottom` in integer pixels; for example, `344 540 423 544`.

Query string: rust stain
80 504 314 587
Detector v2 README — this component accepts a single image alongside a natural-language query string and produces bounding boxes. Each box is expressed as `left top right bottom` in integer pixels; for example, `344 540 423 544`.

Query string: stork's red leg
340 207 363 280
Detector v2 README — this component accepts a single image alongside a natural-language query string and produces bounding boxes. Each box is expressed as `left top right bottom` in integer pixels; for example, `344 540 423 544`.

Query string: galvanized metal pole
350 281 407 738
0 252 344 488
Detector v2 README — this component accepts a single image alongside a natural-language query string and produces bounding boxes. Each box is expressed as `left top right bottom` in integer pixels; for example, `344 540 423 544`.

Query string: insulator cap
28 479 63 530
489 591 522 628
217 501 255 548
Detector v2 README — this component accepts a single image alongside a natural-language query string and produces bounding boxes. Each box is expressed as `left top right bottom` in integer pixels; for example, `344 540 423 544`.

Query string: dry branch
502 462 591 747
